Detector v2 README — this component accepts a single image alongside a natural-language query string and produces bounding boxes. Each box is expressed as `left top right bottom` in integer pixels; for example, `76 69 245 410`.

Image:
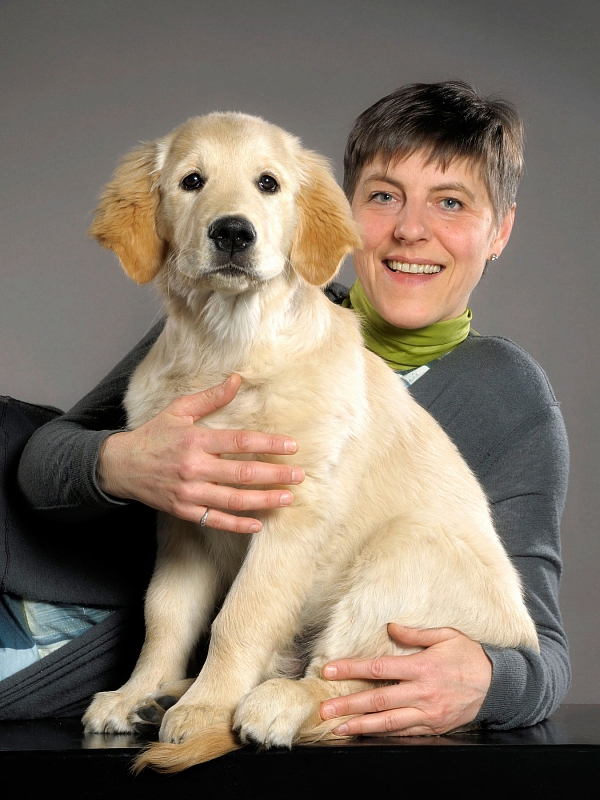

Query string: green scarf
342 280 471 371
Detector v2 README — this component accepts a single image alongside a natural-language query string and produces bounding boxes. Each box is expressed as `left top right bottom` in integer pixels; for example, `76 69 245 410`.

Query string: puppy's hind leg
234 523 426 748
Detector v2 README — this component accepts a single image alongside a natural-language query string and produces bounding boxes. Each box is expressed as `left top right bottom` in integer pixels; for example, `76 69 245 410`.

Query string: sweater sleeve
17 321 164 520
473 402 570 728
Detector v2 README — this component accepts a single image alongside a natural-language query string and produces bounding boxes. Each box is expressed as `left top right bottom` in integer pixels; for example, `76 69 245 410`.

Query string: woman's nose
393 201 430 243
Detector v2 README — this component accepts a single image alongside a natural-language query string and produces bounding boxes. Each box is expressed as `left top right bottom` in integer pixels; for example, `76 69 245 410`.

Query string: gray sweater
16 303 570 729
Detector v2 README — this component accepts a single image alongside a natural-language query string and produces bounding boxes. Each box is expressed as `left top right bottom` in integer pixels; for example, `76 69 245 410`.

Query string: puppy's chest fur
125 296 375 608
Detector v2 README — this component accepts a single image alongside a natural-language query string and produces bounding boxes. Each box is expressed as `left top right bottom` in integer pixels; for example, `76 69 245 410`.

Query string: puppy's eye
181 173 205 191
257 174 279 193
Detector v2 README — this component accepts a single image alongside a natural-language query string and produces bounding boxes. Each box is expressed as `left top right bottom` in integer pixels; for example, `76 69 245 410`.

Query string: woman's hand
320 623 492 736
97 374 304 533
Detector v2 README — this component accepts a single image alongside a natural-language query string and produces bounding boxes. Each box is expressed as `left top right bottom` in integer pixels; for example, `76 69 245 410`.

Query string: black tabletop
1 704 598 798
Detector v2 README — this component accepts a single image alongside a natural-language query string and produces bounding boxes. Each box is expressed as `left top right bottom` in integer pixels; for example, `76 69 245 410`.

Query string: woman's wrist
96 431 133 500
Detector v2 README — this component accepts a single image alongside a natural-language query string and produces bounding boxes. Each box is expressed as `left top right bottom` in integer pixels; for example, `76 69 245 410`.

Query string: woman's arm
473 403 570 728
18 322 164 519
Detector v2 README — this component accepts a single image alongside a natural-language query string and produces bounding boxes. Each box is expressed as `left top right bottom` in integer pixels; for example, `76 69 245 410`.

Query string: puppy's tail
131 724 241 774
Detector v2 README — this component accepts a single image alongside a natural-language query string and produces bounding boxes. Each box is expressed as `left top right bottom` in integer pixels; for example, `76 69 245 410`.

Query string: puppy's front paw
233 678 319 748
83 690 139 734
159 702 231 744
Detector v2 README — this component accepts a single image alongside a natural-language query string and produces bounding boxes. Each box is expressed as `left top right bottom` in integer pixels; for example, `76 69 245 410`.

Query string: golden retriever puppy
82 113 538 772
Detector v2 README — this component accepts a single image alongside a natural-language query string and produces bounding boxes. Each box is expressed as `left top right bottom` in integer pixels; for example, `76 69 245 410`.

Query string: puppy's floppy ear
290 151 362 287
89 142 167 284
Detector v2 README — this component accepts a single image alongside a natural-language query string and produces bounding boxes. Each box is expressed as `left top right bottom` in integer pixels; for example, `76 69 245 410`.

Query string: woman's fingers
320 678 440 736
198 427 299 457
321 653 420 682
321 682 416 719
168 376 299 459
332 708 427 737
168 374 244 420
170 483 295 523
186 454 303 486
191 507 263 534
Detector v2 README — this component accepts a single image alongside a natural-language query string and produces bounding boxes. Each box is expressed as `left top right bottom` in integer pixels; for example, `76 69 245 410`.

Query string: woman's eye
258 174 279 193
181 173 205 191
371 191 394 203
441 197 463 210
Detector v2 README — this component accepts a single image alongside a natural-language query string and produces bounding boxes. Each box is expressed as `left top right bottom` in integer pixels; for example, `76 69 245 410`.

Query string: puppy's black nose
208 216 256 254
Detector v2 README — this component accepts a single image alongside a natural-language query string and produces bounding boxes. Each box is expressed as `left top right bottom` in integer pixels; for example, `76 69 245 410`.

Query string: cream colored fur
81 113 538 773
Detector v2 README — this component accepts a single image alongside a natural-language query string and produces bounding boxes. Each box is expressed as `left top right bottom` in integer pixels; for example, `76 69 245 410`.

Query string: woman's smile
385 260 442 275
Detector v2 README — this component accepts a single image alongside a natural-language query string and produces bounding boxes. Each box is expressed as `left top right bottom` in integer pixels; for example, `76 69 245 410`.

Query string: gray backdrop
1 0 598 702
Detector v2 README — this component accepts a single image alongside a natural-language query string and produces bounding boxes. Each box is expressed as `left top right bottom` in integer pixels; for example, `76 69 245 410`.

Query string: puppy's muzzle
208 216 257 256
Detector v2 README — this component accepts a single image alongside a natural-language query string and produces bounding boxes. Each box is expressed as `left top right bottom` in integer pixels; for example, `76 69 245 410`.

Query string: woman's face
350 150 514 329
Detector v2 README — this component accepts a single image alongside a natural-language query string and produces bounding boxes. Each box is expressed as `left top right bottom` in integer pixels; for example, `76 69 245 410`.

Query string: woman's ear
88 142 167 284
489 204 516 259
290 151 362 287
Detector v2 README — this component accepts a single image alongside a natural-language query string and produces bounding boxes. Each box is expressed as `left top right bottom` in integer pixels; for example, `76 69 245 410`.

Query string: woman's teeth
386 261 441 274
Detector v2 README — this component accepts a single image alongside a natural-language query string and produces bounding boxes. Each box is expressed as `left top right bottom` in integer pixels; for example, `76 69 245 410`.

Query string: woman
318 82 569 735
10 82 569 732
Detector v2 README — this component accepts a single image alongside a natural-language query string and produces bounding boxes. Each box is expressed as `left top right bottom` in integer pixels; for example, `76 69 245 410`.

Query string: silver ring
200 508 210 527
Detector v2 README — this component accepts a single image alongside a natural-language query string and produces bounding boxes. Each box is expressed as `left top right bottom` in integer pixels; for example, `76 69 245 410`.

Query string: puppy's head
89 113 361 294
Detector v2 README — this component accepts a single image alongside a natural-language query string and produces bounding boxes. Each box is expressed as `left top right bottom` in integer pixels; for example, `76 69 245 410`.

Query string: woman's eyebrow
362 173 403 189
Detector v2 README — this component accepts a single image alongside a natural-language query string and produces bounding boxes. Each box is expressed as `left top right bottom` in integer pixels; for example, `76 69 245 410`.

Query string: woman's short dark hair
343 81 524 224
